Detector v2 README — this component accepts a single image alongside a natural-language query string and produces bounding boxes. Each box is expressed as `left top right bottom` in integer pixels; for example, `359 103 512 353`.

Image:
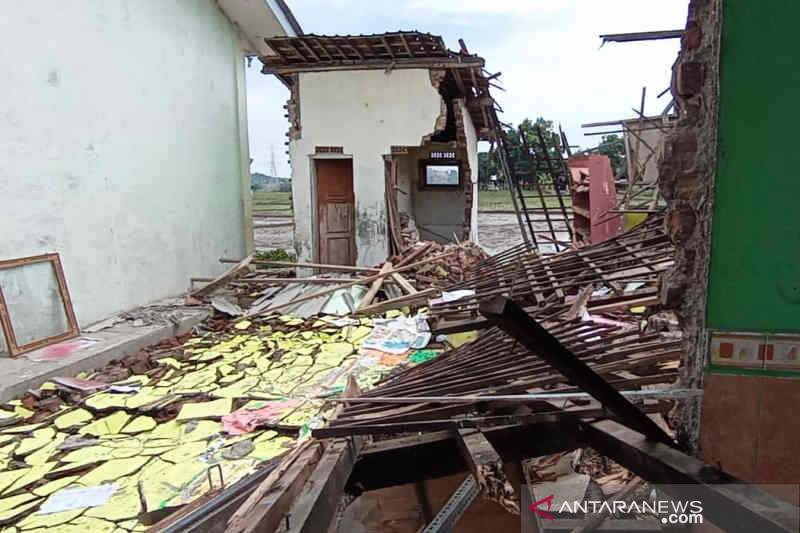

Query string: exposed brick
668 205 697 243
677 61 704 96
683 22 702 50
664 132 699 173
661 280 688 308
676 173 702 200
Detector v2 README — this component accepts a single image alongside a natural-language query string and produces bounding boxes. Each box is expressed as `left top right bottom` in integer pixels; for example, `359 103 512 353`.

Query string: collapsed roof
260 32 499 139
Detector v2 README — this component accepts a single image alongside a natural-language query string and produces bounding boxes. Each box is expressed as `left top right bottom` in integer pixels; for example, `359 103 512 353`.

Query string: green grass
254 248 297 268
252 191 293 216
478 189 572 211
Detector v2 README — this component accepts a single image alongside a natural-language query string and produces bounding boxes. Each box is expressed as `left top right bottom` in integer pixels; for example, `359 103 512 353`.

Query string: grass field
252 188 660 216
252 191 293 216
478 189 572 210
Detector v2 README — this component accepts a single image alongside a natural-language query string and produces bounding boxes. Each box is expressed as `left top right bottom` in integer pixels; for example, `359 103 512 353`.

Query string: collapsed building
261 33 493 265
0 1 798 532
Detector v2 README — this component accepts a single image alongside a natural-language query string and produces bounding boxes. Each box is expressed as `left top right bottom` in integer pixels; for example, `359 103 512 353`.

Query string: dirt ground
253 215 294 251
254 212 569 256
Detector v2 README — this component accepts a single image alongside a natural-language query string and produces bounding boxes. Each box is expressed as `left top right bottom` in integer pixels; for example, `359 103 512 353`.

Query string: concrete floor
0 307 210 403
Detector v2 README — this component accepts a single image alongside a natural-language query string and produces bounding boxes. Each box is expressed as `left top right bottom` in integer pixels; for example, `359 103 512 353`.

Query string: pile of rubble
385 240 489 289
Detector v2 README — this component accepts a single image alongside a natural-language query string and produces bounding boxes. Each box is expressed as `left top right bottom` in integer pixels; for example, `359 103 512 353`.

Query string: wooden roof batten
260 31 485 74
260 31 498 139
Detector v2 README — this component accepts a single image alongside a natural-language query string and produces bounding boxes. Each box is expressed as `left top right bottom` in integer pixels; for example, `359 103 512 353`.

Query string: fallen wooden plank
587 296 659 313
224 440 324 533
456 428 517 513
219 258 380 273
282 436 364 533
234 277 376 284
354 288 437 316
394 242 432 268
356 262 393 311
191 256 253 298
391 272 418 294
248 251 456 317
565 284 594 321
479 296 675 447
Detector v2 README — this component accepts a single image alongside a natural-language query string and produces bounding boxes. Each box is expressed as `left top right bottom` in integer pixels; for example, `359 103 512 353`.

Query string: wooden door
316 159 355 265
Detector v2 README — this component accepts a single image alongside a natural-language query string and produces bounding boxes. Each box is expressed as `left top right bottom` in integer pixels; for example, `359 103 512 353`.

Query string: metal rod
327 389 701 404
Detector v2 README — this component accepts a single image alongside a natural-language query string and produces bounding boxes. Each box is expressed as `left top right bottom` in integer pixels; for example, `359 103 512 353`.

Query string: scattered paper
592 286 612 297
107 385 140 394
50 377 109 392
362 314 431 355
27 337 100 362
39 483 118 514
429 289 476 306
624 281 646 292
222 399 303 435
320 316 359 327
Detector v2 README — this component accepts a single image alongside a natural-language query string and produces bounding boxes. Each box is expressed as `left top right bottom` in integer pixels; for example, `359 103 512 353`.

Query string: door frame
309 154 354 264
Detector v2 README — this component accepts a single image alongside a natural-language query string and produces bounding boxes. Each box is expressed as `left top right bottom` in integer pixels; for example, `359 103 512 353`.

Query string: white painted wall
460 101 480 242
290 69 443 266
406 143 466 244
0 1 251 337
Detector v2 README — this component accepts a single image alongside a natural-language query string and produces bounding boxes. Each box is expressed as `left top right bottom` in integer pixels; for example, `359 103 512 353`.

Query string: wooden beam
282 437 365 533
248 251 456 316
478 296 676 447
584 420 800 533
380 36 396 59
348 39 365 60
224 441 324 533
263 59 485 75
356 261 392 310
232 277 403 286
220 258 380 274
191 256 252 298
348 420 579 492
456 428 516 513
398 33 413 57
391 273 417 294
311 37 332 59
599 30 683 43
353 288 437 316
298 39 320 61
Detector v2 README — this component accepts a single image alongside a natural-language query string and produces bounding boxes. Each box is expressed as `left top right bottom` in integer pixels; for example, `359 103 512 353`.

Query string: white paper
362 314 431 354
429 289 476 306
39 483 118 514
108 385 140 394
624 281 645 292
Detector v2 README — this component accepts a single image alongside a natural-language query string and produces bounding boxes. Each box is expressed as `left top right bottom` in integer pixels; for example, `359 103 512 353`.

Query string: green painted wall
707 1 800 332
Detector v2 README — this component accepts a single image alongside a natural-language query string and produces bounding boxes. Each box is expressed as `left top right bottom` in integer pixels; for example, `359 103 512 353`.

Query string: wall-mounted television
419 159 462 188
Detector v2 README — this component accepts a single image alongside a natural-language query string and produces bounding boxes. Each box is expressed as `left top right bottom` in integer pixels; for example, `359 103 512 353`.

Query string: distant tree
595 134 626 175
478 117 567 190
477 151 499 189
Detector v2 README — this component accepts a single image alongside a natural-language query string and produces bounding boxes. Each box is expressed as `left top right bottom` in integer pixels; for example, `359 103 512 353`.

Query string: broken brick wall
657 0 721 450
662 1 800 492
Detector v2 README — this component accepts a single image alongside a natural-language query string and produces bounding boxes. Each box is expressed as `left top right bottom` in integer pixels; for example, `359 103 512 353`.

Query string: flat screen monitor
421 161 461 187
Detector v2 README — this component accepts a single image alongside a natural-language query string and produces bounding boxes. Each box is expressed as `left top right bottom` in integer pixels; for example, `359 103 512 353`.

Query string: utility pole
269 144 278 177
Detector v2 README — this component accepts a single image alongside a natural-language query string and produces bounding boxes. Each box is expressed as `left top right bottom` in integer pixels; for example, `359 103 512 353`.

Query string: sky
245 0 688 177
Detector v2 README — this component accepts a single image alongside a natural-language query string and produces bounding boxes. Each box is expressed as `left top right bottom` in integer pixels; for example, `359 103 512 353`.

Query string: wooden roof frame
260 32 498 139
